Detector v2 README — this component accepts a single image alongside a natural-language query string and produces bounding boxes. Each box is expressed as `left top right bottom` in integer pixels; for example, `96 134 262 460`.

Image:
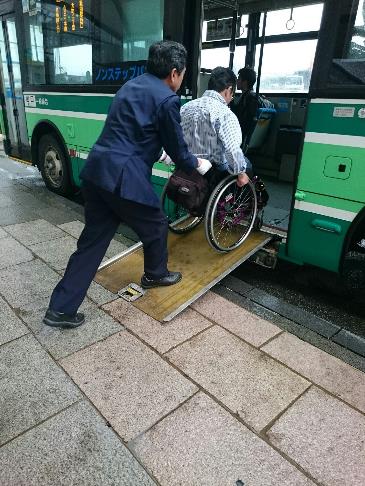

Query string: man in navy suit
43 41 206 328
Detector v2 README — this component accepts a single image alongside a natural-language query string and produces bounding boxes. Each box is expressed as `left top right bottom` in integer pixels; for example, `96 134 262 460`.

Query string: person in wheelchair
180 66 250 189
180 66 268 210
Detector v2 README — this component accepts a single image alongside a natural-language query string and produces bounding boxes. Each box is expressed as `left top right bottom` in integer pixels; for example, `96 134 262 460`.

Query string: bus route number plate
118 283 146 302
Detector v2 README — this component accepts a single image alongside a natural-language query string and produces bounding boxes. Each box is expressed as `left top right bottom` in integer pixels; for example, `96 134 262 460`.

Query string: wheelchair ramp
95 227 271 322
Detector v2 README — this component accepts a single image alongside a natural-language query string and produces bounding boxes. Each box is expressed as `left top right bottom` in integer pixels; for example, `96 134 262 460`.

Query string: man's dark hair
147 41 187 78
238 67 257 89
208 67 237 92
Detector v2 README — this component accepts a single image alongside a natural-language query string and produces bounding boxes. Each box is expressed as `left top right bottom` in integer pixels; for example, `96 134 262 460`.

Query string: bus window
23 0 93 85
23 0 164 86
328 0 365 87
93 0 164 86
202 15 248 42
201 45 247 72
348 0 365 59
23 12 46 85
260 4 324 37
44 0 93 85
255 3 324 94
201 13 248 73
255 39 317 93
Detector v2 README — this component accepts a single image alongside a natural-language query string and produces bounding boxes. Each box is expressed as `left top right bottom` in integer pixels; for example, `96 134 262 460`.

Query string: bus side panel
285 99 365 272
297 142 365 203
24 92 174 190
24 92 112 185
26 114 104 151
287 192 363 271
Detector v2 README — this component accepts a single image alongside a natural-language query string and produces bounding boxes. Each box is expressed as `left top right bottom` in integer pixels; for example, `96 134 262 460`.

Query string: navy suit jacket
80 73 198 207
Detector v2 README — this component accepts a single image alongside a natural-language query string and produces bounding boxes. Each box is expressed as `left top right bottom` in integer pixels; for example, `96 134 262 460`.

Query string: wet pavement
234 260 365 336
1 154 365 486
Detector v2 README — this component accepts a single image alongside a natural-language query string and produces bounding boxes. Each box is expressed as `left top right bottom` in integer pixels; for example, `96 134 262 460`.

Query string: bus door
0 13 29 158
284 0 365 274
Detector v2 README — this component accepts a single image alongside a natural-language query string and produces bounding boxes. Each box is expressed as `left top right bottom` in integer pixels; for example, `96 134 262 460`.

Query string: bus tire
38 134 72 196
342 251 365 291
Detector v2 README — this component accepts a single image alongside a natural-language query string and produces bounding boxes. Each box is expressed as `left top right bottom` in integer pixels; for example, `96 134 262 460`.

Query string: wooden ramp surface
95 227 271 322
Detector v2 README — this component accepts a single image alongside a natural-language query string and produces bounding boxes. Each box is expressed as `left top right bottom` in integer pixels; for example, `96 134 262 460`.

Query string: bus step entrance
95 226 272 322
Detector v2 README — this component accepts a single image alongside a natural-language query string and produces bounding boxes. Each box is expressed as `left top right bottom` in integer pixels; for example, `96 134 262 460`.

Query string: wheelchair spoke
206 177 258 252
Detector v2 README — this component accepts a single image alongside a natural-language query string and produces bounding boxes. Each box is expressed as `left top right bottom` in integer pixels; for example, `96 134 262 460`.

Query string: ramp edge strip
162 235 272 322
98 241 143 272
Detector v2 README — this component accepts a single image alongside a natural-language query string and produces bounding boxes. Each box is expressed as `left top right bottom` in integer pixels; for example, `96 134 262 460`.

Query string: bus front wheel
39 134 72 196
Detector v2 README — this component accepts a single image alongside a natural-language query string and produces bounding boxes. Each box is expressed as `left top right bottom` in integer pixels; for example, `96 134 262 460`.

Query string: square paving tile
131 392 314 486
0 184 31 198
0 204 38 225
0 400 156 486
4 218 66 246
105 239 128 258
104 299 213 353
0 298 29 346
20 298 122 360
166 326 310 431
35 206 82 225
0 194 13 209
58 220 85 238
0 259 60 308
87 281 117 306
267 387 365 486
0 227 7 239
60 332 198 441
0 236 34 270
0 334 81 445
58 220 129 259
0 177 16 188
4 191 49 210
262 332 365 413
29 235 77 271
192 291 282 346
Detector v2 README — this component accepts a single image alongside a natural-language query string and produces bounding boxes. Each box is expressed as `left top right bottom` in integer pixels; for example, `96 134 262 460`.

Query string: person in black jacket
43 41 207 329
231 67 258 148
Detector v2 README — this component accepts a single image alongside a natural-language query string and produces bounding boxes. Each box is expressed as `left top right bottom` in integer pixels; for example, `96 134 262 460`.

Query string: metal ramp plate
95 226 271 322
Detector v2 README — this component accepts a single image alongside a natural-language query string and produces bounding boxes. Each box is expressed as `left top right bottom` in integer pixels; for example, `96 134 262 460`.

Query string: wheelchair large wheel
204 176 257 252
161 181 203 234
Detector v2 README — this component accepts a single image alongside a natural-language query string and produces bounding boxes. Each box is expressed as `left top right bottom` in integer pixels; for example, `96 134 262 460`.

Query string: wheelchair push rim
161 181 203 234
204 176 257 252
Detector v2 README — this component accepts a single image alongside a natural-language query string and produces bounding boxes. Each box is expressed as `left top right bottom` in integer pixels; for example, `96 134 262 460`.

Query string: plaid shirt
180 90 248 174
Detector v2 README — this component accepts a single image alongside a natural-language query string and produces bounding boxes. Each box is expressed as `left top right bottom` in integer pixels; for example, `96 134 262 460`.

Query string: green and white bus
0 0 364 288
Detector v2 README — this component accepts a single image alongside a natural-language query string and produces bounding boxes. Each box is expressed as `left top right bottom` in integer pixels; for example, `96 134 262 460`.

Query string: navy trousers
49 182 168 315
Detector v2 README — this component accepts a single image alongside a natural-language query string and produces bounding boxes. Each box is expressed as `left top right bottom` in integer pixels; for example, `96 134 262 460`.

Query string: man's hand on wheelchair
236 172 250 187
160 150 174 165
196 158 212 175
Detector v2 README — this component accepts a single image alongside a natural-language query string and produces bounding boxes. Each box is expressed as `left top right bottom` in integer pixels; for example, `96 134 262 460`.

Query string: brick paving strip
0 163 364 485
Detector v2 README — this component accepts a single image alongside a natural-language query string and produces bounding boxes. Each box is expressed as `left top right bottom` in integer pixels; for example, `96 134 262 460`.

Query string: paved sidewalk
0 157 365 486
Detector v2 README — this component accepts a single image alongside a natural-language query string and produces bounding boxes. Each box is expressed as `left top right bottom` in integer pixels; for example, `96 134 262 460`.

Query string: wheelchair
161 170 265 253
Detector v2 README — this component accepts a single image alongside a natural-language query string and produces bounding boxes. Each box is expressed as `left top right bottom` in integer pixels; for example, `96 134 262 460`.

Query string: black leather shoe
43 309 85 328
141 271 182 289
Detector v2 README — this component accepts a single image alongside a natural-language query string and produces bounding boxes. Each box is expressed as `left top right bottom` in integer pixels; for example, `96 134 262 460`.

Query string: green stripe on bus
26 93 113 114
297 191 364 214
306 102 365 137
